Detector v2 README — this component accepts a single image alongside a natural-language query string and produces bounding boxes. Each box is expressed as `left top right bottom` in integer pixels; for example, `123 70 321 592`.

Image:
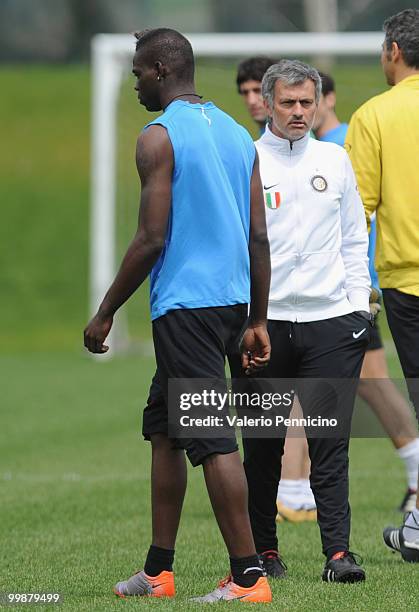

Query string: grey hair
262 59 322 107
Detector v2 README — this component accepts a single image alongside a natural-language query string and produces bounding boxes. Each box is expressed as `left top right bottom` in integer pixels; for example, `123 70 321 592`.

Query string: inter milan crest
311 175 328 192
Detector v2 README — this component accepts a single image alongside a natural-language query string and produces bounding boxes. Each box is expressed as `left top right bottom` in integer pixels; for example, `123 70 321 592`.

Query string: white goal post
90 31 383 355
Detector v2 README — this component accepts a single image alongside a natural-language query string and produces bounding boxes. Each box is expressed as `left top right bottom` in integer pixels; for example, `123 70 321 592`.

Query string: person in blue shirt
313 72 419 515
84 29 273 602
236 57 277 135
312 72 348 147
312 73 380 291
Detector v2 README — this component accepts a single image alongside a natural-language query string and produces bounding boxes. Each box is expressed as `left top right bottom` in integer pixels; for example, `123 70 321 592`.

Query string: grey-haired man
243 60 371 583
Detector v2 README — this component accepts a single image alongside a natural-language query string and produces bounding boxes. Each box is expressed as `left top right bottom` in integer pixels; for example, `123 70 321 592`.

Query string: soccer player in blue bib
84 29 273 602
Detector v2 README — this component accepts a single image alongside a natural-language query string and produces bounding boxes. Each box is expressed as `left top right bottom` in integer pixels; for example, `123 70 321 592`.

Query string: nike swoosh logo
353 328 366 339
234 592 257 600
263 182 279 190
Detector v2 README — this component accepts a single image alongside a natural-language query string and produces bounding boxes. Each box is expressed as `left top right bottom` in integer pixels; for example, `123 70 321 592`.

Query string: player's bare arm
241 151 271 373
84 125 173 353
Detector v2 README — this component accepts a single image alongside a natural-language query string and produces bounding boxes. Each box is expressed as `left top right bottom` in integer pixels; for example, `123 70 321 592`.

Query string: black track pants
382 288 419 423
232 313 369 558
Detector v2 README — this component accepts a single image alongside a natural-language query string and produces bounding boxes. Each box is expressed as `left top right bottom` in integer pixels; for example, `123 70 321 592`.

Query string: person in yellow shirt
346 8 419 563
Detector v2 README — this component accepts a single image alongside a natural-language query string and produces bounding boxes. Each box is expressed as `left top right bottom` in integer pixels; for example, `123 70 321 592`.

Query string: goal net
90 32 384 356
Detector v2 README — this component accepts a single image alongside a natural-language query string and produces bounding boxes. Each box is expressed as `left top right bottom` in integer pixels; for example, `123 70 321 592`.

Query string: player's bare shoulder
136 125 174 179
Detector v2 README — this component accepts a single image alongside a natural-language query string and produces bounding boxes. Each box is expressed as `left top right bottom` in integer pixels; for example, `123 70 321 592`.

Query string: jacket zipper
290 140 300 322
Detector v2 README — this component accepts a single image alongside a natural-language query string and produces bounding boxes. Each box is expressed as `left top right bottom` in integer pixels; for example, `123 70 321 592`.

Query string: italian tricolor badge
265 191 281 209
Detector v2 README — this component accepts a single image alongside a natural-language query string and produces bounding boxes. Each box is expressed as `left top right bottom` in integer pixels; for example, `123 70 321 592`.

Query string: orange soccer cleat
191 574 272 603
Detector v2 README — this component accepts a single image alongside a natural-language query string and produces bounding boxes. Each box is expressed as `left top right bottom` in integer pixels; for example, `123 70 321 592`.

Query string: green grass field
1 62 418 610
2 352 419 611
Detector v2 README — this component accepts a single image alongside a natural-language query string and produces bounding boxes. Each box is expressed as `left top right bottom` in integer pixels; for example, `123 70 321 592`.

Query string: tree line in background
0 0 412 62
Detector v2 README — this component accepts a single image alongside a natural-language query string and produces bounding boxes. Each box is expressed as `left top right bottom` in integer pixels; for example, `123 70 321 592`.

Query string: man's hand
240 323 271 375
369 287 381 317
84 312 113 354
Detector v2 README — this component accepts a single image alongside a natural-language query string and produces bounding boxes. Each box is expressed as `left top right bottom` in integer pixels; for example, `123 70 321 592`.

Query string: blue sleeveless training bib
145 100 255 320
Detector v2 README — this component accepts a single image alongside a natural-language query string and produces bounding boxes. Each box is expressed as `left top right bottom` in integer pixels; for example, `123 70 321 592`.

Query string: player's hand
240 323 271 376
369 287 381 317
83 312 113 354
369 301 381 316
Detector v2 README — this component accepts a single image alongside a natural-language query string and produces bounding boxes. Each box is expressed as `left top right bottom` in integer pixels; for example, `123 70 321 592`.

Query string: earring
157 75 161 81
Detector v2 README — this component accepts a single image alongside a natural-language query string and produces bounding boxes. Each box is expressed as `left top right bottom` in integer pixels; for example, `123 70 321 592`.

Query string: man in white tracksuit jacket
243 60 371 583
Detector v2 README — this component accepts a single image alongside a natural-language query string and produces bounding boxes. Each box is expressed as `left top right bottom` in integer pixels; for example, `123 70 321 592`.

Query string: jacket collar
395 74 419 89
260 125 310 156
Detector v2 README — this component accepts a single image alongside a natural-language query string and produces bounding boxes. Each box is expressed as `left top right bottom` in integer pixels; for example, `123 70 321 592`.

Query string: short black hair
134 28 195 81
383 9 419 69
318 71 335 96
236 56 277 91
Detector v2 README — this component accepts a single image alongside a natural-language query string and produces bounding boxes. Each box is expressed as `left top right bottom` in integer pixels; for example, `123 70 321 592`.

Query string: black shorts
142 304 248 467
366 317 383 351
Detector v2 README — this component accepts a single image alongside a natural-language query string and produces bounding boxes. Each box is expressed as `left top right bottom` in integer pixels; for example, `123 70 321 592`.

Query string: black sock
230 555 263 588
144 545 175 576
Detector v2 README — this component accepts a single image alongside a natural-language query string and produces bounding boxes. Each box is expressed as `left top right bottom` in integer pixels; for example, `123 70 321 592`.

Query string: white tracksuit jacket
256 127 370 322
